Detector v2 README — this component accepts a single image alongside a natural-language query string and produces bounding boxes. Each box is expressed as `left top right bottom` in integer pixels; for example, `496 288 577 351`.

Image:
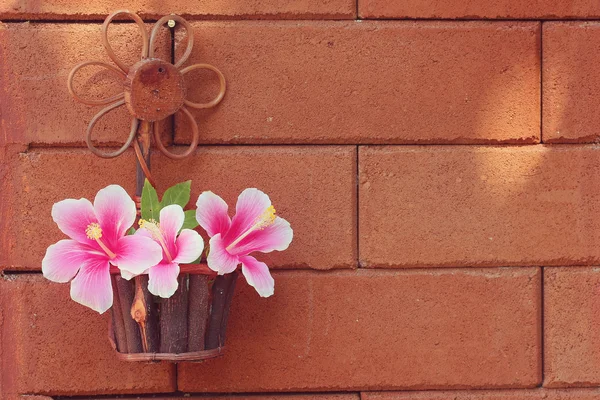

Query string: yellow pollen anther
139 218 162 238
257 205 276 230
226 205 277 252
85 222 116 259
85 223 103 240
139 218 159 230
139 218 173 262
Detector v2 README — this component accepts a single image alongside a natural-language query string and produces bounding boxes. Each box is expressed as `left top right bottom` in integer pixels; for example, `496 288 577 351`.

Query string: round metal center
124 59 186 122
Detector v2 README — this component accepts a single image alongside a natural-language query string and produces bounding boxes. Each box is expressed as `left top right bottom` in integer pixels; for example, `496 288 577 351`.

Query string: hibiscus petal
94 185 136 246
195 191 231 237
223 188 271 245
240 255 274 297
70 257 113 313
159 205 185 256
112 235 163 275
207 234 240 275
147 262 180 298
228 217 293 256
120 270 135 280
42 239 105 283
119 269 147 280
52 198 97 243
174 229 204 264
135 227 153 240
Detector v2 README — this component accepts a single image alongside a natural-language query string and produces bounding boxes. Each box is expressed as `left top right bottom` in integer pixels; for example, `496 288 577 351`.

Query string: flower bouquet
42 180 293 361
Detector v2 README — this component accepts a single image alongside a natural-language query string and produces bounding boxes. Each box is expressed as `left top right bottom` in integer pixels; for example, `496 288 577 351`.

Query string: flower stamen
139 219 174 262
226 205 276 252
85 222 117 259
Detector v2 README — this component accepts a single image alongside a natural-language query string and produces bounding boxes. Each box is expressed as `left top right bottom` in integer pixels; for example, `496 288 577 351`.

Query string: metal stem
131 120 155 353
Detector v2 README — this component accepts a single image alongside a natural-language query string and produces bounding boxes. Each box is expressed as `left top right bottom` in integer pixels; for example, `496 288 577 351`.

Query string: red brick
14 397 54 400
0 274 175 397
0 149 137 271
154 146 356 270
175 21 540 145
544 267 600 387
542 22 600 143
359 145 600 268
1 146 356 271
359 0 600 19
0 23 169 147
103 396 358 400
178 268 541 392
0 0 355 20
363 389 600 400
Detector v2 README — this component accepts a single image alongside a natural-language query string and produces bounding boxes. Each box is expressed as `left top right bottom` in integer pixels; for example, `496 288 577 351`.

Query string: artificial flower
135 204 204 298
42 185 163 313
195 188 293 297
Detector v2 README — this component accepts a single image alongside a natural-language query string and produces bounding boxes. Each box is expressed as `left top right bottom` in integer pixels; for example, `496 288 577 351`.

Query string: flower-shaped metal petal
67 10 226 160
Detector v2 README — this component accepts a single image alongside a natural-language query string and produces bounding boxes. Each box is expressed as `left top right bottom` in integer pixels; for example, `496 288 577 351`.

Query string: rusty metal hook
102 10 149 72
180 64 227 109
85 100 139 158
150 14 194 68
68 10 226 168
67 60 126 106
154 106 200 160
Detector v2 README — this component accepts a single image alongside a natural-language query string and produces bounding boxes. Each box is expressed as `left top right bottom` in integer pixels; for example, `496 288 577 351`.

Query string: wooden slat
187 274 210 351
114 276 143 353
110 275 128 353
205 273 238 349
159 274 190 353
219 273 238 344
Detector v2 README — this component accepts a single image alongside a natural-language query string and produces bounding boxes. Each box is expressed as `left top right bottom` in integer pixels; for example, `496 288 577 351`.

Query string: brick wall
1 1 599 399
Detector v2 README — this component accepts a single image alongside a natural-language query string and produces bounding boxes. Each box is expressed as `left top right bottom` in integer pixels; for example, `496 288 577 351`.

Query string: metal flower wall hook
67 10 226 182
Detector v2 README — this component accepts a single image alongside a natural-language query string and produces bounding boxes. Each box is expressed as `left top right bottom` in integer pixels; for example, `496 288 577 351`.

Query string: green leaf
190 256 202 264
181 209 199 231
127 227 136 235
141 179 160 221
160 181 191 209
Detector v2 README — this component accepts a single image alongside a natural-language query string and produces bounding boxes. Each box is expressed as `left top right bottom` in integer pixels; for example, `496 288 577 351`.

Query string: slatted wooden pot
108 267 238 362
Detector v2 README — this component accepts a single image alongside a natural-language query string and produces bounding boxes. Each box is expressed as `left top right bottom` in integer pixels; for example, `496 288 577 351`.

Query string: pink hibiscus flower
195 188 293 297
135 204 204 298
42 185 163 314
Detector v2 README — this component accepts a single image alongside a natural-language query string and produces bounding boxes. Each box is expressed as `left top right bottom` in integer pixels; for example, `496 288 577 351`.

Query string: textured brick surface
154 146 356 270
0 149 137 271
102 396 358 400
1 146 356 271
359 0 600 19
359 145 600 268
0 23 169 147
175 21 540 145
0 274 176 397
0 0 355 20
178 268 541 392
543 22 600 143
14 397 54 400
544 267 600 387
363 389 600 400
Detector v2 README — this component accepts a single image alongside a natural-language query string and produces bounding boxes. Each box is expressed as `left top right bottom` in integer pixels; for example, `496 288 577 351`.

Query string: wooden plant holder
67 10 230 362
109 270 238 362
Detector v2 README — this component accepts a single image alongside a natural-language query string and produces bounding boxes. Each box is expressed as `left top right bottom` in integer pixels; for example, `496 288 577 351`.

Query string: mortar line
51 387 600 399
355 145 360 269
540 21 545 144
3 17 600 23
53 391 361 399
540 266 546 386
3 264 594 277
25 142 597 151
538 25 546 385
169 22 176 149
